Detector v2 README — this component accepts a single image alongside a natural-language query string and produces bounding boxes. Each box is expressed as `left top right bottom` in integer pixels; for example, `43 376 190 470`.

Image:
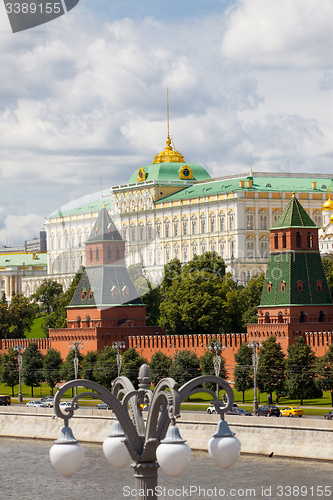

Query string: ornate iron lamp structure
50 365 241 500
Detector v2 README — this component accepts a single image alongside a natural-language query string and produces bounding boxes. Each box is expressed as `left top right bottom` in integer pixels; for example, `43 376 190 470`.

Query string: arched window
319 310 326 322
264 312 270 323
116 247 121 260
299 311 306 323
281 281 286 292
89 248 93 261
297 280 303 291
77 316 81 328
88 289 93 299
296 232 301 248
274 233 279 249
96 247 99 261
267 282 272 293
86 315 90 327
108 247 112 260
317 280 322 291
307 232 313 248
278 311 283 323
282 232 286 248
81 288 86 299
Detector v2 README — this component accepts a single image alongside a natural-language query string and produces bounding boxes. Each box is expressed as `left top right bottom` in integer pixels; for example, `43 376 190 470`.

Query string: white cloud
221 0 333 69
0 214 45 247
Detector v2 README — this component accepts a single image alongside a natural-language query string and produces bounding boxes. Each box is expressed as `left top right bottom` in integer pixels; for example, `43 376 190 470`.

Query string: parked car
280 406 303 417
255 405 280 417
226 407 252 416
59 401 79 410
0 396 11 406
41 397 54 408
26 401 45 408
324 410 333 420
207 403 238 414
96 402 110 410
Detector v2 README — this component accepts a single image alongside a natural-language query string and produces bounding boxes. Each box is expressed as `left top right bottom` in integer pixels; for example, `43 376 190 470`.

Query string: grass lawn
25 315 47 339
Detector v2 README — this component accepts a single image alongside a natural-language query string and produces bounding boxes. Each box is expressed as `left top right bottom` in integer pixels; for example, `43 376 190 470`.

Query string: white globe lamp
103 420 131 469
156 425 191 477
50 426 84 477
208 420 241 469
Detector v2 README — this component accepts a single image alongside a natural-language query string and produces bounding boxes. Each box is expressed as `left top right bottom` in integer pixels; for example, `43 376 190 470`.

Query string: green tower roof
273 195 317 229
127 162 211 184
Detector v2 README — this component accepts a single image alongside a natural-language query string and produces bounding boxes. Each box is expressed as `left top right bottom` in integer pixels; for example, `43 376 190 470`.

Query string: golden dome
323 188 333 210
153 135 185 164
330 214 333 223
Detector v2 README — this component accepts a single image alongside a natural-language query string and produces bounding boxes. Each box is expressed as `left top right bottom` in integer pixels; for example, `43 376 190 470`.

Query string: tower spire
167 88 170 139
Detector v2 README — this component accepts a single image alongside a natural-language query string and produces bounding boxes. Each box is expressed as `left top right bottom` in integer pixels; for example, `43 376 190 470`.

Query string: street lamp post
49 365 241 500
209 341 226 401
13 345 25 403
247 340 262 412
112 340 126 377
69 342 84 396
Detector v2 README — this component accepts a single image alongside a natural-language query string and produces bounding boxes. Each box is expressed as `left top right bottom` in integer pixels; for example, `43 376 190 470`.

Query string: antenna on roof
167 88 170 139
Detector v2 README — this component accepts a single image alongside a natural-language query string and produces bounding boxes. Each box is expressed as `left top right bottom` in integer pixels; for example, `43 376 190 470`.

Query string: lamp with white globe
49 366 241 500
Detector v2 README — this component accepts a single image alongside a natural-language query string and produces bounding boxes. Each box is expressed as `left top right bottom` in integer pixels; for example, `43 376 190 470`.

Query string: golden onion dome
330 214 333 223
153 135 185 164
323 193 333 210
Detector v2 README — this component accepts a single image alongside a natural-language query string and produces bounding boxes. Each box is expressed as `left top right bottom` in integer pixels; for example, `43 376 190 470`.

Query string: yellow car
280 406 303 417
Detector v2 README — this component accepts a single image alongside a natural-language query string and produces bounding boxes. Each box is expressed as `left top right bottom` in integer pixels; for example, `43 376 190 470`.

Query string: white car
26 401 45 408
206 403 238 414
59 401 80 410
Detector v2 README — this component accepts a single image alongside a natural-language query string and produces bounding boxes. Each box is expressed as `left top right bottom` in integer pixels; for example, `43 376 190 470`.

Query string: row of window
273 231 314 250
88 246 121 262
267 280 322 293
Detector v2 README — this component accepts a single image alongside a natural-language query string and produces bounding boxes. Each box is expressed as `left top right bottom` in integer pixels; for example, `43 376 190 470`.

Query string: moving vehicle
96 402 110 410
280 406 303 417
59 401 80 410
26 401 45 408
226 407 252 416
0 395 11 406
207 403 238 414
41 397 54 408
324 410 333 420
255 405 280 417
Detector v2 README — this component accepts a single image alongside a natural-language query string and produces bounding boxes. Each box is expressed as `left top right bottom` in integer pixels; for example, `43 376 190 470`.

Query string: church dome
330 214 333 223
153 135 185 164
323 189 333 210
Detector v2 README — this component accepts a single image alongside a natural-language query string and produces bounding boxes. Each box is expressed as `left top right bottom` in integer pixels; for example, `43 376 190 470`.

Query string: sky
0 0 332 246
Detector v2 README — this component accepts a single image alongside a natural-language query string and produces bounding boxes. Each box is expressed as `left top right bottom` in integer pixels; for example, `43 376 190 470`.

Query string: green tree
0 300 10 339
285 337 316 405
9 294 36 338
46 268 84 332
33 279 63 314
239 273 265 326
257 336 285 399
160 252 241 335
82 350 99 382
0 348 19 396
169 350 201 386
22 343 43 397
234 343 253 403
93 346 118 388
121 348 147 389
42 348 63 395
60 349 83 382
316 344 333 406
322 256 333 298
149 352 172 385
141 282 162 326
127 263 150 296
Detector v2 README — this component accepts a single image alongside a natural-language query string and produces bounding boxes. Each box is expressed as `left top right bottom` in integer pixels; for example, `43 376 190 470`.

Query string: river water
0 437 331 500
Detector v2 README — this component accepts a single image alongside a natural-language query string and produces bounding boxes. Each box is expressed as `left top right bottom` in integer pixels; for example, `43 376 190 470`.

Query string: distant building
0 252 47 300
25 230 47 253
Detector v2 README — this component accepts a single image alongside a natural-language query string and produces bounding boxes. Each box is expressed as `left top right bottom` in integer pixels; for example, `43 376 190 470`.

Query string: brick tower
247 193 333 354
49 203 163 358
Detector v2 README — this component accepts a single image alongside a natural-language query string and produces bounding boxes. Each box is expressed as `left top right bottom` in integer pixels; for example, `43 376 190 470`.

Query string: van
0 395 11 405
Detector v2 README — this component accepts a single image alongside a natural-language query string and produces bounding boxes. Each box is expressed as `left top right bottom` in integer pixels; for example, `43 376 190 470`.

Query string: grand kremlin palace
40 135 333 297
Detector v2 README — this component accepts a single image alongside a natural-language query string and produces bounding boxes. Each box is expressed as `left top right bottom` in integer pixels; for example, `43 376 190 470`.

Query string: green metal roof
48 198 111 219
156 174 332 203
261 252 332 307
0 253 47 268
127 162 211 184
273 196 317 229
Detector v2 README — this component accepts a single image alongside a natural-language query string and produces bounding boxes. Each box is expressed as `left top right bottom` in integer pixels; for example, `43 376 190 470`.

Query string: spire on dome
323 187 333 211
153 90 185 164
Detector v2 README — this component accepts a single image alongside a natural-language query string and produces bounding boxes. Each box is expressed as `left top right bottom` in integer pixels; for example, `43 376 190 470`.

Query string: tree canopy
316 344 333 406
149 352 172 385
22 343 43 397
234 342 253 403
285 337 317 405
257 336 285 397
169 350 201 386
8 294 36 338
42 348 63 395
